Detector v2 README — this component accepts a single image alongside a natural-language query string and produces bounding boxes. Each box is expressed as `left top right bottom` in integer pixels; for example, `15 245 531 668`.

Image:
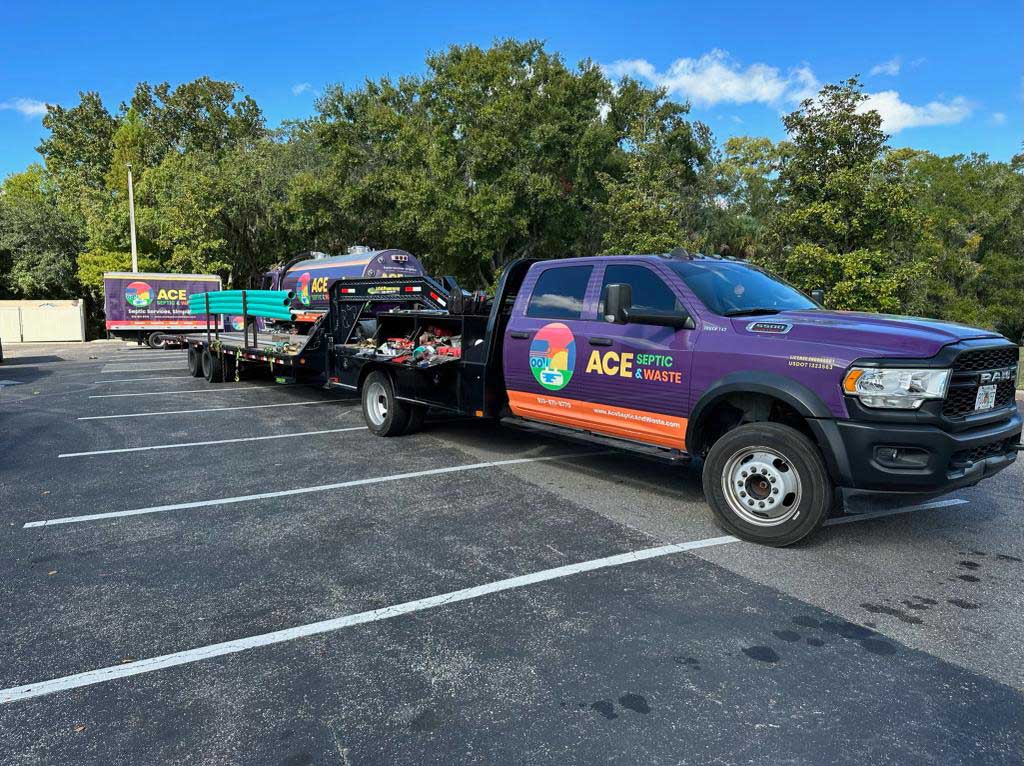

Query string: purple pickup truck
285 252 1024 545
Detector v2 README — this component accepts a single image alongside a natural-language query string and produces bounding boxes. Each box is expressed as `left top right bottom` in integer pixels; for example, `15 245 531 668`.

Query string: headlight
843 367 951 409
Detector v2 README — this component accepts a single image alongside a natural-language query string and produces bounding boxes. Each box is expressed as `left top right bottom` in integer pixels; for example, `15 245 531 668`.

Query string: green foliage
597 78 713 254
780 244 913 313
5 45 1021 342
0 165 85 298
76 250 161 293
760 79 925 313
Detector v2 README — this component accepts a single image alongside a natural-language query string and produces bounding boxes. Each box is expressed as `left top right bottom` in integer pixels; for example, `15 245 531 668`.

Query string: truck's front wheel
702 422 832 546
362 371 410 436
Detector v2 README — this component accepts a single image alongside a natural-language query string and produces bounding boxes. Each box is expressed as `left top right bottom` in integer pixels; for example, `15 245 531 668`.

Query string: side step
501 416 692 464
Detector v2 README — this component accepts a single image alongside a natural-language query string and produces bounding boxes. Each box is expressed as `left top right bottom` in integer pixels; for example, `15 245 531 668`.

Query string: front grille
942 345 1019 418
949 436 1020 469
949 346 1018 372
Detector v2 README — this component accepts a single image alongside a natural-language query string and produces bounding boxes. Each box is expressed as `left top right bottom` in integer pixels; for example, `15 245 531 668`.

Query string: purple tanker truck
187 251 1021 546
260 247 425 317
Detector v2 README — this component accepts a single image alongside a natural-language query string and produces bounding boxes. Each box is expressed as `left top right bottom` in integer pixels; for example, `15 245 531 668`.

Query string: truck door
504 261 695 450
584 263 695 449
503 263 597 433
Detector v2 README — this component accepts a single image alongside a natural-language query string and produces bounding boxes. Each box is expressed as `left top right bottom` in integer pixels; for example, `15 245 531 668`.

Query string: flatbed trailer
183 275 468 385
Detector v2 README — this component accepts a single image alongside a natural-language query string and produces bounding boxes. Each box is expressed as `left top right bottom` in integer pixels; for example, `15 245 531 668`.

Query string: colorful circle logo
297 272 311 306
529 322 576 391
229 315 245 331
125 281 153 308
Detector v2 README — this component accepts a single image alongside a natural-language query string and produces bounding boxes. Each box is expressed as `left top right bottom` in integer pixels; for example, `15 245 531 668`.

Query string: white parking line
101 366 186 374
2 496 970 704
78 399 346 421
25 452 606 528
89 386 268 399
58 426 368 458
0 534 738 704
98 376 191 383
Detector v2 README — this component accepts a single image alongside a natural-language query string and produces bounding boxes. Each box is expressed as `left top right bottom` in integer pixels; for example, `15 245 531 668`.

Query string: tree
711 136 782 258
0 165 85 298
765 78 922 312
38 92 117 214
127 77 266 160
596 78 713 254
139 137 306 286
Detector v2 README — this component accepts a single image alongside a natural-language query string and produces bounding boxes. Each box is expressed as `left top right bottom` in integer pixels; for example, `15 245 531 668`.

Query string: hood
734 309 1006 359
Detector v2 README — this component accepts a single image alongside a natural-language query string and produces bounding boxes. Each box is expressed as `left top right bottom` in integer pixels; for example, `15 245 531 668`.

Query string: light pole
126 162 138 273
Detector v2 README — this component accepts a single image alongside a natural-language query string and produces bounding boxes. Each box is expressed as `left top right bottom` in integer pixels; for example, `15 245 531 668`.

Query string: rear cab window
526 265 593 320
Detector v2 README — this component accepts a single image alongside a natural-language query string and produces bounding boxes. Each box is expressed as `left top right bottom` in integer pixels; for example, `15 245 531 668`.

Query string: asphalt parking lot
1 341 1023 765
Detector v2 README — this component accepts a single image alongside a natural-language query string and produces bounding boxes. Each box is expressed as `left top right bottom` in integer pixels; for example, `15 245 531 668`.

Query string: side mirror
810 288 825 304
604 283 632 324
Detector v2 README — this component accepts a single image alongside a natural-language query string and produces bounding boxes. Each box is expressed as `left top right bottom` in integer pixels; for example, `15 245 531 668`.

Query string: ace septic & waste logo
529 322 576 391
125 281 153 308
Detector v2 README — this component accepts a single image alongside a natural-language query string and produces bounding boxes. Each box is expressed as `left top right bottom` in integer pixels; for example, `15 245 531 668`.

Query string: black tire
361 371 409 436
202 349 223 383
404 405 426 434
146 332 167 349
702 422 833 547
187 346 204 377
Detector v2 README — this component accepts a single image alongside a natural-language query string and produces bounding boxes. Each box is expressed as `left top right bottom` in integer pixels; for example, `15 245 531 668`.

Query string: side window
526 266 593 320
599 265 682 320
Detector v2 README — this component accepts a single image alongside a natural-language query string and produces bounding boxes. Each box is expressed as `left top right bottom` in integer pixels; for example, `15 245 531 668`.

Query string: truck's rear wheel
146 332 167 349
187 346 204 377
702 422 832 546
362 371 409 436
202 349 223 383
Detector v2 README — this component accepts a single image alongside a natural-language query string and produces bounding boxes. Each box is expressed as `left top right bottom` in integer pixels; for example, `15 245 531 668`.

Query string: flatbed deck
184 331 315 357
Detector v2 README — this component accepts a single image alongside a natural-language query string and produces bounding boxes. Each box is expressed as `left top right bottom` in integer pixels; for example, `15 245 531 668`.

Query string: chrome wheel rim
721 446 802 527
366 380 388 426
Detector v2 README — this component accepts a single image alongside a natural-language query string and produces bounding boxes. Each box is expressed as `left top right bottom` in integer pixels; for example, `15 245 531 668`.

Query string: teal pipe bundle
196 299 293 311
187 302 293 320
189 290 292 307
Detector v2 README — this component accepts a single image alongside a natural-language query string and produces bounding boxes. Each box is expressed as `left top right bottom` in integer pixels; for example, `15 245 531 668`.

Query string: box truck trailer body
103 272 222 347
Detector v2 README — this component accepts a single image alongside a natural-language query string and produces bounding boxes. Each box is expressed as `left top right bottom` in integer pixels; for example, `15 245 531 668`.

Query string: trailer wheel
187 346 204 377
362 371 409 436
702 422 832 547
202 349 223 383
146 332 167 349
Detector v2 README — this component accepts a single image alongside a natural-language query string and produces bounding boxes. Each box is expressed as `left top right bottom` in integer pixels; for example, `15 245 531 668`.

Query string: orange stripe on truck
507 390 687 450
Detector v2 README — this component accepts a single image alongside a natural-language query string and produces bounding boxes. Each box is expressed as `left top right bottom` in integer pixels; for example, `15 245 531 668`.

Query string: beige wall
0 300 86 343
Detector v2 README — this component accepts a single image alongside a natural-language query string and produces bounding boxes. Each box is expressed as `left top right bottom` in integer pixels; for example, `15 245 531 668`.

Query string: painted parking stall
1 341 1023 765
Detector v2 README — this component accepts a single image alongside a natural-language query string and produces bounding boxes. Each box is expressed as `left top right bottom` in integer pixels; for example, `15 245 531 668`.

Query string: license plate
975 384 997 411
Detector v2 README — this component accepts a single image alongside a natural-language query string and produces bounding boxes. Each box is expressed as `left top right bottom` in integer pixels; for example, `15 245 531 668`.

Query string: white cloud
603 49 819 107
291 83 312 96
0 98 48 118
859 90 974 133
869 57 901 77
990 112 1007 125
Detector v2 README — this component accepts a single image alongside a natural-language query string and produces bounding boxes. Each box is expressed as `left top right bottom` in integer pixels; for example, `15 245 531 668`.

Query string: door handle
588 337 613 346
509 331 530 339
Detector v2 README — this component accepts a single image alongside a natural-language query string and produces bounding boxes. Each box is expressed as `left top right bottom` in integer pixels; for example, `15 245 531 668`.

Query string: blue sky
1 0 1020 178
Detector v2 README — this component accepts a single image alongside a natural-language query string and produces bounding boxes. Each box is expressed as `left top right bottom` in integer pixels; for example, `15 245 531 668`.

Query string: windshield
667 260 817 316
